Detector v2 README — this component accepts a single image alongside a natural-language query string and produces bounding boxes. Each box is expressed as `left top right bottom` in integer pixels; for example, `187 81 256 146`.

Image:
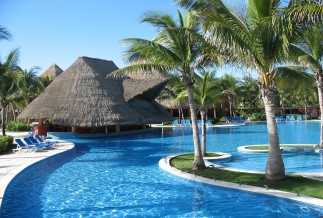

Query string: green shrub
250 113 266 121
219 117 227 122
0 136 14 154
6 121 30 131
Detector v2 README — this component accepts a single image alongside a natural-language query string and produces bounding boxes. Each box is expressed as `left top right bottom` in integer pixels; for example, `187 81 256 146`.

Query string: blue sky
0 0 179 73
0 0 249 77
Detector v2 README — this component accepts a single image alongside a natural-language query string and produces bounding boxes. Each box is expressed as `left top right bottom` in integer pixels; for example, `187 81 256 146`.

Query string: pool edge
159 155 323 208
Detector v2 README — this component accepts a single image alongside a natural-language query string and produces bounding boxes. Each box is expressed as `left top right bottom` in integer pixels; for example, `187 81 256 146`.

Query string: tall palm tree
292 24 323 148
113 11 222 170
0 49 20 136
177 0 322 180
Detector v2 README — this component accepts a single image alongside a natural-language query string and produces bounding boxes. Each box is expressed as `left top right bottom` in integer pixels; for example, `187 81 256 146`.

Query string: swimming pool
1 122 322 217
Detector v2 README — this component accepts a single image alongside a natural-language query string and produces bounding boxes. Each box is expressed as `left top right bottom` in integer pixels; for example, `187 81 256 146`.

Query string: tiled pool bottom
1 122 323 217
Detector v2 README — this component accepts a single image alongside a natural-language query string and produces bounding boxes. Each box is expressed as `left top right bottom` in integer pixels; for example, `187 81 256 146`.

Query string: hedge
0 136 15 154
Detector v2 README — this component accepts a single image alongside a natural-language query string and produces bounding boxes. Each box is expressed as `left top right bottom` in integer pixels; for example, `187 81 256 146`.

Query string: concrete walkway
0 134 74 207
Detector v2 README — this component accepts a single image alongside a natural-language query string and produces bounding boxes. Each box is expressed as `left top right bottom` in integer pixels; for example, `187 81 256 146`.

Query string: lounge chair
13 139 41 153
206 120 212 126
275 116 285 121
173 120 179 126
297 115 302 121
181 120 186 126
28 136 55 148
197 120 202 126
34 135 58 145
23 137 50 149
290 115 295 121
185 120 191 126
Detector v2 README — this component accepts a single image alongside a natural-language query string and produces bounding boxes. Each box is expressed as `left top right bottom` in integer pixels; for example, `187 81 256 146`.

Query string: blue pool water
1 122 323 217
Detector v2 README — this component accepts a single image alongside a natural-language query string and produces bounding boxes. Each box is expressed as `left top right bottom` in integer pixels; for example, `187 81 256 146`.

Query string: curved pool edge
159 155 323 208
0 140 75 208
237 144 319 153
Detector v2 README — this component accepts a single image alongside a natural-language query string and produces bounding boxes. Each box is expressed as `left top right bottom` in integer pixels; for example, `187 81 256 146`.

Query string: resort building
18 56 173 133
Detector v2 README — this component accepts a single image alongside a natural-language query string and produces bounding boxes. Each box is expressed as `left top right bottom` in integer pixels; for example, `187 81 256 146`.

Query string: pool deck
159 155 323 208
0 132 75 208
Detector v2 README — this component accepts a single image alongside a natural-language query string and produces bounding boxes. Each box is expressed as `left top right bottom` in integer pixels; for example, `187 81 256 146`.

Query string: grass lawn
171 153 323 199
204 152 222 157
246 145 316 150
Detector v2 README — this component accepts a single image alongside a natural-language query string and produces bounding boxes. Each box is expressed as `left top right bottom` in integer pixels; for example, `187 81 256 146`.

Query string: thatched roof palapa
39 64 63 78
18 56 173 127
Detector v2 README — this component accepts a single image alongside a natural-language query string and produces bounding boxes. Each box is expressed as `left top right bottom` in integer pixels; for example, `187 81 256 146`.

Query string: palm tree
292 24 323 148
177 0 322 180
157 74 187 121
218 74 241 118
113 11 222 170
238 76 260 115
192 71 221 156
0 49 20 136
18 67 42 106
176 71 222 156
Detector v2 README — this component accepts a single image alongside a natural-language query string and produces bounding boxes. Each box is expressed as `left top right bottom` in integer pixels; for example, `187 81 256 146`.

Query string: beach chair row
13 135 58 153
173 119 212 126
275 115 303 122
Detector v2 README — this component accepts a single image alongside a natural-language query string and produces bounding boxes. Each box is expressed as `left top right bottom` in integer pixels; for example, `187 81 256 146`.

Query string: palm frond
0 26 11 41
110 63 172 77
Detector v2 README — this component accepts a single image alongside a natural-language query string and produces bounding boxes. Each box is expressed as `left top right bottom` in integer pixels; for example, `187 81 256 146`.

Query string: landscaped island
170 153 323 199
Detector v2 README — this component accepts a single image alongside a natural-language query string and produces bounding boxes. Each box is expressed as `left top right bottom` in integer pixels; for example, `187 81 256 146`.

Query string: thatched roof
39 64 63 78
18 56 173 127
157 99 189 109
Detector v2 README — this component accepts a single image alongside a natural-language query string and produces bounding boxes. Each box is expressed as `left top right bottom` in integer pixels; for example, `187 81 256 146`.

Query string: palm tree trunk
213 104 217 118
260 86 285 181
229 99 233 118
1 105 6 136
316 73 323 149
187 83 206 170
304 95 307 121
201 109 207 156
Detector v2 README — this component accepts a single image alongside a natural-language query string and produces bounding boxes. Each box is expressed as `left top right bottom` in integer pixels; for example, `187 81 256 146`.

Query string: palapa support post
105 126 108 134
39 118 44 125
115 125 120 132
71 127 77 132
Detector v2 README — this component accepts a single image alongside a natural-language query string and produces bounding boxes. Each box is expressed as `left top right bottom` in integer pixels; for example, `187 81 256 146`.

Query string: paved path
0 135 74 207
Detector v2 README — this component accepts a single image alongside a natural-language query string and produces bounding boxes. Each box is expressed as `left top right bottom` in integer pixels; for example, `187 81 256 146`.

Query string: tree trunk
304 95 307 120
213 104 217 118
186 83 206 170
1 104 6 136
229 98 233 118
259 85 285 181
316 72 323 149
201 109 207 156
